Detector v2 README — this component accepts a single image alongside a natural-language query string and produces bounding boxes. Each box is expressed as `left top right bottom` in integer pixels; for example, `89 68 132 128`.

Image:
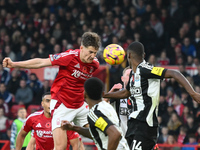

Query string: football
103 44 125 65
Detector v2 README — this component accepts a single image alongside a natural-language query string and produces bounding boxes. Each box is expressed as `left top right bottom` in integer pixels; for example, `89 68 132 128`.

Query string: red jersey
24 111 80 150
23 111 53 150
49 49 99 108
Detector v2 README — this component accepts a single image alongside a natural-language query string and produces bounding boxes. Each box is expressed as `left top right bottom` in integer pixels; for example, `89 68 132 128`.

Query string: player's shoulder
26 110 44 121
91 57 99 68
62 49 79 57
139 60 154 71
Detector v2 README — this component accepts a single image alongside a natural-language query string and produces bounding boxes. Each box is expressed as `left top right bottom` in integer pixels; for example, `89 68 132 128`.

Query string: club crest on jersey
82 66 87 74
54 54 61 60
45 122 51 128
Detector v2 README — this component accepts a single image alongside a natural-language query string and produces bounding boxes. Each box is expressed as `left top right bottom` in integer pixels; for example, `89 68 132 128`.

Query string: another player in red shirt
3 32 101 150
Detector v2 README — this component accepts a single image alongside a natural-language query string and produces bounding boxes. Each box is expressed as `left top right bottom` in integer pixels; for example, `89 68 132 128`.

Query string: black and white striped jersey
87 101 129 150
126 60 167 127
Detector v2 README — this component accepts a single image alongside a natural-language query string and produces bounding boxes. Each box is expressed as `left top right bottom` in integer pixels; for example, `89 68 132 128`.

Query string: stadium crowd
0 0 200 148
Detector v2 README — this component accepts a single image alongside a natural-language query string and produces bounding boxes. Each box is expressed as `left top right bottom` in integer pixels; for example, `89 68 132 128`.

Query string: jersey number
132 140 142 150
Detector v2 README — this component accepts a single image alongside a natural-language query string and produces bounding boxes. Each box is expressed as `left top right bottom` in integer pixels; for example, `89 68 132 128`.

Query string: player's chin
86 59 93 63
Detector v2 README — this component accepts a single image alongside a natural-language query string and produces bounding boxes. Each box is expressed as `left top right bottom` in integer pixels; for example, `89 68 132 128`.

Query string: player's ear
80 45 83 51
41 101 44 107
102 91 105 97
121 76 124 82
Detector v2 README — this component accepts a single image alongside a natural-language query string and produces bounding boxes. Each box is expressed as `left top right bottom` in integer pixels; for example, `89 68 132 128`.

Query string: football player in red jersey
3 32 101 150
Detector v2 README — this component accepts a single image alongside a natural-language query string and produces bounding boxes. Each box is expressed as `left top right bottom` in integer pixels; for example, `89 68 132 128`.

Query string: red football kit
23 111 81 150
49 49 99 109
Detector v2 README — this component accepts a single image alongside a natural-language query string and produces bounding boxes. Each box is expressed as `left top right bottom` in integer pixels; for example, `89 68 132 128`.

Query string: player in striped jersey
104 41 200 150
61 77 129 150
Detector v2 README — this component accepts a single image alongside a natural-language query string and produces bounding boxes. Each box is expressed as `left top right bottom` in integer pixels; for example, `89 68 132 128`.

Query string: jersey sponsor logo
130 87 142 96
151 67 164 76
95 117 108 131
36 123 42 128
45 122 51 128
36 130 52 138
74 63 80 68
53 54 61 60
135 75 140 82
71 70 81 78
119 107 128 115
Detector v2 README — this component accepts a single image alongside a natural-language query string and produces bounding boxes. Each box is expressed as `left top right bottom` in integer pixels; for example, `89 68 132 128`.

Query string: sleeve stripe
88 111 98 122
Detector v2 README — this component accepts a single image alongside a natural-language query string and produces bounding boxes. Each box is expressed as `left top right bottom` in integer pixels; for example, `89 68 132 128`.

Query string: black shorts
125 118 158 150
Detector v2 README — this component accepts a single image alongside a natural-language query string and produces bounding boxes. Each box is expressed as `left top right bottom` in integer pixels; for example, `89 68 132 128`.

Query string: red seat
27 105 41 115
11 105 25 119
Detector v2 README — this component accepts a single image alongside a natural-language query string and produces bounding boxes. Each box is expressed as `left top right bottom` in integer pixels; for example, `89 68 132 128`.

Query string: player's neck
44 111 51 118
88 99 102 109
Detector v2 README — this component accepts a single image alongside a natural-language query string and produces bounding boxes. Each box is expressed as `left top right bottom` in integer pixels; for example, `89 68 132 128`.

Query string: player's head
41 92 51 114
80 32 101 63
121 66 131 87
127 41 145 65
17 107 27 119
84 77 104 104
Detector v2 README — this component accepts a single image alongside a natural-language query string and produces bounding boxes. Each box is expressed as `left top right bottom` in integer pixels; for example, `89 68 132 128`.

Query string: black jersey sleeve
140 66 167 79
88 107 114 134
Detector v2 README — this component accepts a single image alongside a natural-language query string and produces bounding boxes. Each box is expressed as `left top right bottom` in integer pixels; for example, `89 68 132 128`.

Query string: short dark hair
81 32 101 50
42 92 51 100
127 41 145 58
84 77 104 100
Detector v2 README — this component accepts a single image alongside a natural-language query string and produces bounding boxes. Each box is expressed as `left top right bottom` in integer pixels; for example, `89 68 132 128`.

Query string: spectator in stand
3 45 16 61
164 134 177 149
182 134 198 150
193 29 200 59
185 115 198 135
0 97 9 117
157 51 170 66
16 45 31 61
181 37 196 58
157 126 169 144
53 44 61 54
148 54 157 66
181 106 192 125
178 64 190 77
192 65 200 86
166 87 176 106
10 108 31 150
177 126 188 144
0 83 13 107
0 63 10 85
180 89 193 109
195 126 200 143
0 108 9 140
167 112 182 135
15 79 33 107
158 95 168 116
7 69 21 95
172 96 184 117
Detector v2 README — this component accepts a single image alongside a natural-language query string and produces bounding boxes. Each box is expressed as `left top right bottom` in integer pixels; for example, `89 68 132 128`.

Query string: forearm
72 125 92 139
16 135 25 150
170 71 195 96
104 89 130 99
107 137 120 150
13 58 51 69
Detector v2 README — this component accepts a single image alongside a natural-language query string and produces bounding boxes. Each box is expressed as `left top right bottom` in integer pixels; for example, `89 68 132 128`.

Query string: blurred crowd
0 0 200 147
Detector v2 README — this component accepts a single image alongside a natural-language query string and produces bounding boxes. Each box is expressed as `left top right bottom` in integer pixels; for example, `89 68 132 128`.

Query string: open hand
109 83 122 92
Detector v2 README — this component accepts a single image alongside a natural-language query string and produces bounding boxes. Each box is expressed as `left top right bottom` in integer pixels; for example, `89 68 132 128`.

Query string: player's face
80 46 98 63
42 95 51 114
121 69 131 87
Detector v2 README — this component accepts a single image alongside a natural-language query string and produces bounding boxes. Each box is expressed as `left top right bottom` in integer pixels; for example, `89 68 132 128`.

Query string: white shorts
50 99 89 131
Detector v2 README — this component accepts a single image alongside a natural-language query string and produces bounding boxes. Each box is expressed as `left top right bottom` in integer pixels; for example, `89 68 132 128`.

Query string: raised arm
3 57 52 69
106 125 121 150
165 69 200 103
16 129 28 150
103 89 131 99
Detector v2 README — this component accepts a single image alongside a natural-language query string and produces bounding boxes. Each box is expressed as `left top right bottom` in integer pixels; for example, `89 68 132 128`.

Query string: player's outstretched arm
61 121 92 139
103 89 130 99
3 57 52 69
106 125 121 150
164 69 200 103
16 129 28 150
26 136 36 150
